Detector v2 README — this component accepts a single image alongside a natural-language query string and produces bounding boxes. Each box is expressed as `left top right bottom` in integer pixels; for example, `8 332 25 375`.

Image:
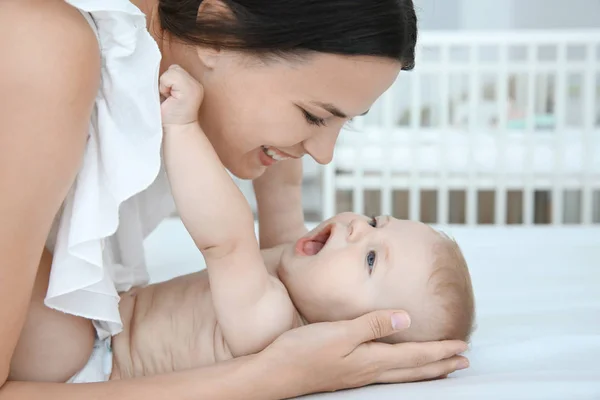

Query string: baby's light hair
376 226 475 345
427 230 476 342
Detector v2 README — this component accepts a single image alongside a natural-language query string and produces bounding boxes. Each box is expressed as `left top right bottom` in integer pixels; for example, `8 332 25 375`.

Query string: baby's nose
348 219 370 242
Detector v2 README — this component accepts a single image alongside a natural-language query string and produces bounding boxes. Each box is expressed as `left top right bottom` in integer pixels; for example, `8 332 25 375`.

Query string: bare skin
113 268 235 379
111 218 469 380
9 249 95 383
1 0 469 398
1 0 99 384
108 67 467 381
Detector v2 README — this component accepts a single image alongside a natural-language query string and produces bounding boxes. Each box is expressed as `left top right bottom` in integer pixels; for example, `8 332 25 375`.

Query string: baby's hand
159 64 203 126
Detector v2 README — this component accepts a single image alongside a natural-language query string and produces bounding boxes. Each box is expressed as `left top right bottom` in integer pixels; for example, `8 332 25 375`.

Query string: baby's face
278 212 440 325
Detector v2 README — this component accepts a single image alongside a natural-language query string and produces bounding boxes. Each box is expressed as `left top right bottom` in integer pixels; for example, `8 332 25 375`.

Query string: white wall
459 0 515 30
512 0 600 29
414 0 462 30
416 0 600 31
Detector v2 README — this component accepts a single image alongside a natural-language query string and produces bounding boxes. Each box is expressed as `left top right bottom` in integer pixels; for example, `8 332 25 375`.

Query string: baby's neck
261 244 288 277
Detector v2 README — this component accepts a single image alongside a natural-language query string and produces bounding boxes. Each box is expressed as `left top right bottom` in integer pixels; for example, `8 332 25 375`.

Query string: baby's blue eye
366 250 377 274
369 216 377 228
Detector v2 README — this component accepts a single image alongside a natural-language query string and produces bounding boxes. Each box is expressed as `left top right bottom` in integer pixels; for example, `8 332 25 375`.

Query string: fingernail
457 359 470 370
391 313 411 330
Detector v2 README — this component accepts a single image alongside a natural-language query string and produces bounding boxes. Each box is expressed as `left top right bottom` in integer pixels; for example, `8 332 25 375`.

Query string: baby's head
278 212 475 343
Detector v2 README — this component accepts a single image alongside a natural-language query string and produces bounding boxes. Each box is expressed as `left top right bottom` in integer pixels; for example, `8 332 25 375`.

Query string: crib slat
381 88 394 217
352 117 365 216
495 43 509 226
582 43 596 225
437 45 450 225
466 45 479 226
409 64 421 221
322 160 336 220
523 44 537 225
552 43 567 225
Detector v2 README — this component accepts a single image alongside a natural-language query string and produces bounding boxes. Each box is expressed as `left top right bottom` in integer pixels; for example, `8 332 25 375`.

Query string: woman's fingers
392 340 468 368
374 355 469 384
355 340 468 370
346 310 412 345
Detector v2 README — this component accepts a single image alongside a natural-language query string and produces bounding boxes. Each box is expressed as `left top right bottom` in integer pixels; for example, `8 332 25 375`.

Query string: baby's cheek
328 287 372 321
372 283 411 313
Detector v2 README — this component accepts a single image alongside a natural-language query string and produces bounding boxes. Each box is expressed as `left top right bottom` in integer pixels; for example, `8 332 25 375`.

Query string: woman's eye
366 250 377 274
302 109 327 127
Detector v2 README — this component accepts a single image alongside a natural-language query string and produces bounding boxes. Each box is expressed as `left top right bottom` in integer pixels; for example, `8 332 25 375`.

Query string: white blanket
144 220 600 400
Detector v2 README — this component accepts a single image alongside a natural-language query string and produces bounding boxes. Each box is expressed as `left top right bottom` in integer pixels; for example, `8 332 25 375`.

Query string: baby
109 66 475 378
285 212 475 345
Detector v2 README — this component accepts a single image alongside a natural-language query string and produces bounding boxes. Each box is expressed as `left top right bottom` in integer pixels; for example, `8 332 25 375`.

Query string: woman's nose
302 128 341 165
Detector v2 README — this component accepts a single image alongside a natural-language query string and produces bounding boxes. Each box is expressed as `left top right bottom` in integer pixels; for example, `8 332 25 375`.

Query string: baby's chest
128 275 233 373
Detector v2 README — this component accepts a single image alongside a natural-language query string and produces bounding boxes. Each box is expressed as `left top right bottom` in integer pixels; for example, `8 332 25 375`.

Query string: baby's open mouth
295 224 333 256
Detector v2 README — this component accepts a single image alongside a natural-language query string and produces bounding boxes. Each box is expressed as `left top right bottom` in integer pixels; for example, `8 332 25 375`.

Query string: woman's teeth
262 146 291 162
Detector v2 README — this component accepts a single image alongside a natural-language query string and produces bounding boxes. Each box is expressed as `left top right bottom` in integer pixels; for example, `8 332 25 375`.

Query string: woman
0 0 469 398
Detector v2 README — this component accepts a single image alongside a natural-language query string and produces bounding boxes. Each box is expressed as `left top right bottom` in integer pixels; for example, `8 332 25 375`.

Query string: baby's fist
159 65 204 126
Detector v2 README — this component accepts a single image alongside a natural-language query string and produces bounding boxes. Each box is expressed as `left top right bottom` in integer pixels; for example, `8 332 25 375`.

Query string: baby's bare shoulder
259 276 299 331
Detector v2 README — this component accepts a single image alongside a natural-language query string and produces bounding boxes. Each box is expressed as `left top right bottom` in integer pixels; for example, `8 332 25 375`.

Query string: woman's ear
196 46 221 70
197 0 230 15
195 0 232 69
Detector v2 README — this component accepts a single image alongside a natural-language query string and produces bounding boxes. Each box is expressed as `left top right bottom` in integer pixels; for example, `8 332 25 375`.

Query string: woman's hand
260 310 469 396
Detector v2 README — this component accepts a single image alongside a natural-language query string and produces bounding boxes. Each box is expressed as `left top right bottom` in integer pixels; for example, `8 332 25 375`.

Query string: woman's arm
0 0 99 387
1 354 285 400
253 158 308 249
2 310 468 400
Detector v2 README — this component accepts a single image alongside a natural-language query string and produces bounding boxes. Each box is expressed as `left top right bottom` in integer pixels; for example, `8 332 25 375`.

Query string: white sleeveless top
45 0 175 340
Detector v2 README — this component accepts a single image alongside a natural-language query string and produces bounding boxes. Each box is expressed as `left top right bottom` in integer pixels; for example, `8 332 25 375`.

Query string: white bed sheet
144 219 600 400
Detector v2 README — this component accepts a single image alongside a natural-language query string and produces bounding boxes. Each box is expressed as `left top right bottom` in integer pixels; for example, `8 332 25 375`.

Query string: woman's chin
223 159 266 181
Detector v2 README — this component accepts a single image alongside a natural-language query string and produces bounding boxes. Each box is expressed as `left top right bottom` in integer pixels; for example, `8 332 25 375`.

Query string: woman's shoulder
0 0 100 86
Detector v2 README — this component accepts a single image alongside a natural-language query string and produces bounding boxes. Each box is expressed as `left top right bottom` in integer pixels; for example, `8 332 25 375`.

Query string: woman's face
184 50 402 179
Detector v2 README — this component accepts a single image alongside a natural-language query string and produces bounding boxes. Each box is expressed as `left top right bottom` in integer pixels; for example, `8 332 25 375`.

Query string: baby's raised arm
160 65 294 356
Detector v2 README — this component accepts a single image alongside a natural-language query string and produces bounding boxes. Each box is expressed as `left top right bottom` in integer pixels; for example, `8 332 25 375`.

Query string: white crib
318 30 600 226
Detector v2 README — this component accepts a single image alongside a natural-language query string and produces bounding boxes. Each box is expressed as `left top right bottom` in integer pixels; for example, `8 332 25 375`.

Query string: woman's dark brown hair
158 0 418 70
